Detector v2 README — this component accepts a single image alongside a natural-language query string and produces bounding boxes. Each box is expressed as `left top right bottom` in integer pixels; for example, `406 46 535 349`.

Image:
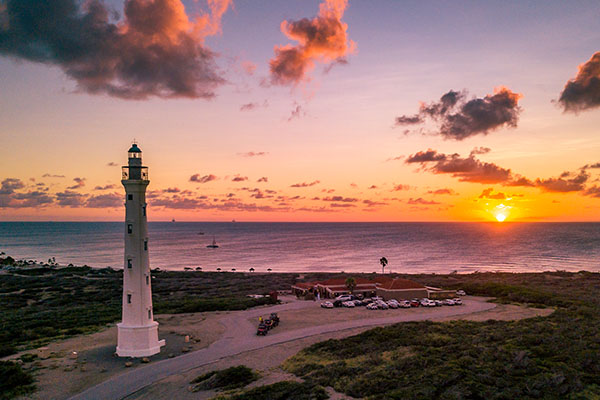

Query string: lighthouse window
127 259 132 269
148 309 152 319
127 224 133 234
144 239 148 251
142 205 146 216
127 294 132 304
127 194 133 201
146 275 149 285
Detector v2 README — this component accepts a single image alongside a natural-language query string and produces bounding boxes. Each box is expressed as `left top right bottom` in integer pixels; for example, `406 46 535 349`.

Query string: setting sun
496 214 507 222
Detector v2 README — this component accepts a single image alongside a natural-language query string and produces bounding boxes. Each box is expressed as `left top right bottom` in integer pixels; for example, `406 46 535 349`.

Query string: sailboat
206 237 219 249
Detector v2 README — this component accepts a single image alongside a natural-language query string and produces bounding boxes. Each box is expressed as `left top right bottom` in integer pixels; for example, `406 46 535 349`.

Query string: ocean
0 222 599 273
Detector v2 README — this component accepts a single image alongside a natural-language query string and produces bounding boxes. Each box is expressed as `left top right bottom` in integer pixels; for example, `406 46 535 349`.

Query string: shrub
214 381 328 400
0 361 35 399
191 365 258 391
0 344 16 358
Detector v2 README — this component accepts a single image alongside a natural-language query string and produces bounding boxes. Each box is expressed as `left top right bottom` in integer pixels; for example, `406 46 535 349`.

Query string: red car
410 300 420 307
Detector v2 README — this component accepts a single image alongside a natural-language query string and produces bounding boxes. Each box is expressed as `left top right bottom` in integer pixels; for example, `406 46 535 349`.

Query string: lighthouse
116 143 165 357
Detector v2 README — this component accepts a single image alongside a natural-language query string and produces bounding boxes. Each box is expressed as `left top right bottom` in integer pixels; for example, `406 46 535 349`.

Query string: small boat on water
198 232 205 235
207 237 219 249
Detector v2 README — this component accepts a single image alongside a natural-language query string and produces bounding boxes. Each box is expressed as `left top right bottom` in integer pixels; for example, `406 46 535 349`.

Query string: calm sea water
0 222 599 273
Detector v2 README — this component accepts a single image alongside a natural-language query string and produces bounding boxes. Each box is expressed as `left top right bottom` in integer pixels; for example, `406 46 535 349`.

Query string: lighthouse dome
128 144 142 153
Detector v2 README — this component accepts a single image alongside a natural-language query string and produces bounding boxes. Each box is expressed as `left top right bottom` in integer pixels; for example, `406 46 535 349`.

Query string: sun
495 213 506 222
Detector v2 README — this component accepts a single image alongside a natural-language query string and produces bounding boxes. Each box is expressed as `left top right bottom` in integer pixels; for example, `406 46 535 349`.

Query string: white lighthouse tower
116 143 165 357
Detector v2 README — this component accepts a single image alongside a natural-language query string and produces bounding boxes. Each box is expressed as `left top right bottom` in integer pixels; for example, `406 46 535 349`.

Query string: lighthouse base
116 322 166 357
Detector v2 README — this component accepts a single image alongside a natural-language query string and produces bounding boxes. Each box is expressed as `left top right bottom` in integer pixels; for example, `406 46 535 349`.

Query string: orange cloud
269 0 355 85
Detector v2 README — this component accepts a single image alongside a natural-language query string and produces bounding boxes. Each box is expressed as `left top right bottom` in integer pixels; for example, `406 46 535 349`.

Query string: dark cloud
479 188 506 200
535 171 589 193
107 162 118 167
584 186 600 198
363 199 387 207
322 196 358 202
42 173 65 178
330 203 355 208
190 174 217 183
0 178 25 194
406 149 512 184
56 190 86 207
67 177 86 189
240 103 258 111
86 193 121 208
288 103 305 121
94 184 116 190
504 176 535 187
368 185 378 189
163 187 180 193
239 151 268 157
0 0 231 99
396 87 522 140
231 175 248 182
291 180 320 188
269 0 355 86
558 52 600 112
407 198 440 205
470 147 491 156
257 177 269 183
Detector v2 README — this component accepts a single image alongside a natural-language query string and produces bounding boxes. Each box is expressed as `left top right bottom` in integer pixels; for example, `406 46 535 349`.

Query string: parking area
321 294 465 310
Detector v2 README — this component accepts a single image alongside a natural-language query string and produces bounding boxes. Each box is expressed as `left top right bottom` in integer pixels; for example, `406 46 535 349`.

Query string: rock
125 361 133 368
168 353 175 358
184 335 190 343
141 357 150 363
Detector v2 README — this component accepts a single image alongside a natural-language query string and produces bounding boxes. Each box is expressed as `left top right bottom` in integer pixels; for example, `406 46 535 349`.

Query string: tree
267 268 272 272
216 267 221 272
249 267 255 272
231 268 236 272
379 257 388 274
345 277 356 294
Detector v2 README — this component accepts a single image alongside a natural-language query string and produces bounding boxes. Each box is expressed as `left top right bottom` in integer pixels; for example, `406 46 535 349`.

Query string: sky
1 0 600 222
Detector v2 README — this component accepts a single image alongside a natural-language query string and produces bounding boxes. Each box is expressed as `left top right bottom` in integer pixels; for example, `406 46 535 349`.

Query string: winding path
69 298 495 400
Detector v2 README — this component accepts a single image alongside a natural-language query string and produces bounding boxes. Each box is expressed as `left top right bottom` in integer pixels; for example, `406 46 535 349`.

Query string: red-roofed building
376 278 428 300
291 276 429 300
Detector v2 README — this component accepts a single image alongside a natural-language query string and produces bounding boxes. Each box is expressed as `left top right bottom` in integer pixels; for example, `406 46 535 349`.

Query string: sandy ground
15 297 552 400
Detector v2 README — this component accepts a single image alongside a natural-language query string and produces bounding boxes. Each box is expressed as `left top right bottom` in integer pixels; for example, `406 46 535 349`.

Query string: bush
0 361 35 399
214 381 328 400
0 344 16 358
191 365 258 391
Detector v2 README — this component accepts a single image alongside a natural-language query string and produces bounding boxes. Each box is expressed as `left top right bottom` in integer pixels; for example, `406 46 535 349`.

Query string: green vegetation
0 257 295 352
190 365 258 391
213 381 328 400
285 271 600 399
0 361 35 400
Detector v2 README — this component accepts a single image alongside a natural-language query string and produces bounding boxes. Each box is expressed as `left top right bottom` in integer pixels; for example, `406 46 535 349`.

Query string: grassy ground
284 271 600 399
0 262 297 355
190 365 259 391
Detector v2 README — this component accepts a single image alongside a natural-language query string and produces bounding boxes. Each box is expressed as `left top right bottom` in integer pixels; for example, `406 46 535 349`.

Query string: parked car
335 294 354 302
456 290 466 296
444 299 455 306
387 300 399 309
410 300 420 307
366 303 379 310
321 301 334 309
453 298 463 305
343 301 355 308
362 298 373 305
333 300 344 307
371 296 383 302
399 300 411 308
257 323 268 336
377 301 389 310
353 300 364 306
434 300 443 307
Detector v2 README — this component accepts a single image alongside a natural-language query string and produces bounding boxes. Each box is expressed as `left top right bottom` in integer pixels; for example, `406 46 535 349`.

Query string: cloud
535 171 589 193
479 188 506 200
86 193 122 208
363 199 387 207
392 184 410 191
406 149 512 184
239 151 268 157
558 52 600 112
0 178 25 194
269 0 355 86
288 103 305 121
395 87 523 140
240 102 259 111
584 186 600 198
67 177 86 189
368 185 378 189
190 174 217 183
322 196 358 202
470 147 491 156
0 0 232 99
290 180 320 188
42 173 65 178
407 198 440 205
231 175 248 182
257 177 268 183
163 187 180 193
107 162 118 167
94 184 116 191
428 188 455 195
330 203 355 208
241 60 257 75
56 190 86 207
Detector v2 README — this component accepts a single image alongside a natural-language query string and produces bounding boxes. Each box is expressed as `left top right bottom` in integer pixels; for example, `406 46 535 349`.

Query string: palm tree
249 267 255 272
231 268 236 272
379 257 388 274
345 277 356 294
216 267 221 272
267 268 272 272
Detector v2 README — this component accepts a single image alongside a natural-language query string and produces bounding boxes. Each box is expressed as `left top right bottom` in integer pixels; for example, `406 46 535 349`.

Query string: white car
377 301 389 310
399 300 411 308
456 290 466 296
444 299 455 306
387 301 399 309
434 300 443 307
320 301 334 309
343 301 355 308
366 303 379 310
336 295 353 302
453 298 463 305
